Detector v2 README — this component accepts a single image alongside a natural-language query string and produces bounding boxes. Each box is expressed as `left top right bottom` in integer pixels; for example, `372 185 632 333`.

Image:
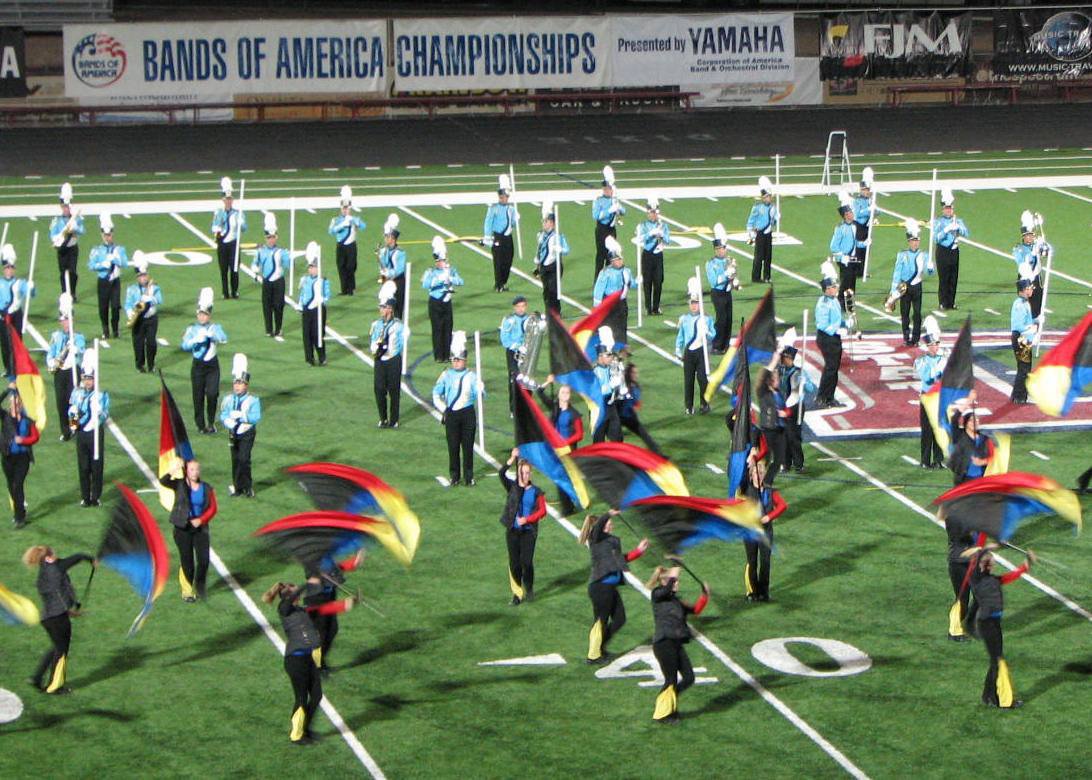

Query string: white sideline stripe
900 455 918 465
984 308 1001 315
28 288 386 779
1050 186 1092 205
811 441 1092 623
1030 450 1050 461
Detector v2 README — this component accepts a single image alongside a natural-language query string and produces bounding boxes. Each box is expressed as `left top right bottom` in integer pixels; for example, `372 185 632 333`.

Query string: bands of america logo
72 32 127 88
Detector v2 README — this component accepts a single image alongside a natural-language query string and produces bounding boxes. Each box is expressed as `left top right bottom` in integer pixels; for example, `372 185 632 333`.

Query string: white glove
26 281 34 292
608 204 619 214
861 239 872 248
837 327 849 338
945 222 959 233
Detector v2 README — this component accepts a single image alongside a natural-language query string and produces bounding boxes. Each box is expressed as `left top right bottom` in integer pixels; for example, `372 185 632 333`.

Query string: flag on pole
8 322 46 433
158 376 194 511
571 442 688 508
513 385 588 509
629 494 765 552
570 290 623 363
0 581 40 626
1027 311 1092 417
726 343 753 498
704 289 777 404
256 511 413 568
935 471 1082 542
547 310 606 434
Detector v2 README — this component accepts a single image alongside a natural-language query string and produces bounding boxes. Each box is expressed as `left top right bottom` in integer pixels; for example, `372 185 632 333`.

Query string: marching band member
932 190 968 311
46 294 84 442
211 177 246 300
536 203 569 313
705 224 738 353
370 281 404 429
888 219 933 347
637 198 670 316
1013 211 1048 319
969 547 1034 708
500 447 547 605
160 458 217 602
675 278 714 416
747 176 778 284
830 196 863 311
24 544 94 694
1 385 39 529
500 295 529 414
328 186 365 296
181 288 227 434
580 510 647 663
221 354 261 497
378 214 406 313
422 236 463 362
87 213 129 340
252 213 290 341
0 243 35 377
432 331 482 486
49 183 83 301
68 348 109 507
915 318 947 468
648 565 709 724
483 175 518 292
814 261 845 409
742 460 785 602
777 346 805 472
123 253 162 373
852 169 875 266
593 237 636 347
592 166 624 283
592 327 623 444
620 363 660 453
1010 279 1037 404
298 244 331 367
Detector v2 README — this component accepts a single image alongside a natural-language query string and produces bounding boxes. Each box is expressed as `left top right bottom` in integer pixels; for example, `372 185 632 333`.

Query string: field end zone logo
72 33 127 88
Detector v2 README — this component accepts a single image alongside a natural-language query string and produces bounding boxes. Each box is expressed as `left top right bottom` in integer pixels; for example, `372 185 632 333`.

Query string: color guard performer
46 294 84 442
328 186 365 296
675 278 714 416
87 213 129 340
483 175 518 292
592 166 624 283
756 366 787 481
370 281 404 429
500 447 546 605
581 510 647 663
181 288 227 434
648 565 709 724
948 405 991 487
1 385 38 529
1010 279 1038 404
433 332 482 486
887 219 933 347
160 459 217 602
68 348 109 507
915 318 947 469
814 262 845 409
422 237 463 362
620 363 660 453
24 544 95 694
500 295 529 414
1013 211 1049 319
124 253 162 373
941 504 977 642
593 238 636 347
830 196 863 311
298 246 331 367
211 177 246 300
0 243 35 377
252 213 290 341
932 190 968 311
637 199 670 316
969 547 1034 708
705 224 738 353
537 379 584 516
221 354 261 498
747 176 778 284
49 183 83 301
742 460 785 602
536 203 569 313
377 214 406 313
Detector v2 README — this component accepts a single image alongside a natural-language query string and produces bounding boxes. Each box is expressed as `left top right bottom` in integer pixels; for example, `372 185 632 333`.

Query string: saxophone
126 278 153 329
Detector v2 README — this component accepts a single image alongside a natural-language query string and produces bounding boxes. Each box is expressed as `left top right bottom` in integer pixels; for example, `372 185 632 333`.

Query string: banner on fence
1 27 28 98
611 13 794 86
691 57 819 108
820 11 971 80
63 20 386 102
991 9 1092 80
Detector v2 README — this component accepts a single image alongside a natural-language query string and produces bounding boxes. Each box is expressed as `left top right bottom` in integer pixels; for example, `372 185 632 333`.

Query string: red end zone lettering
803 330 1091 439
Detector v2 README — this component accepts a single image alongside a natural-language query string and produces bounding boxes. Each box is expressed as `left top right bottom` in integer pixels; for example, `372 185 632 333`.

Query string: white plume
778 327 798 351
647 197 659 211
197 286 215 313
450 330 467 358
1020 210 1036 233
861 166 875 186
232 353 249 381
758 175 773 195
940 188 955 207
339 184 352 206
220 176 233 197
378 280 397 305
383 213 399 235
597 326 615 351
602 165 616 186
541 200 554 220
131 250 147 274
820 260 839 281
903 218 920 239
923 315 942 341
81 346 98 376
263 212 278 235
604 235 622 258
58 292 73 318
713 222 728 244
687 276 702 301
305 240 321 265
0 244 15 265
100 213 114 233
838 190 853 208
498 174 512 193
431 236 447 259
60 182 73 205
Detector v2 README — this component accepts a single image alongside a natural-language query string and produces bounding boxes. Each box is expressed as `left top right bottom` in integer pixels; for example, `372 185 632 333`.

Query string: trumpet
68 414 79 431
884 281 908 313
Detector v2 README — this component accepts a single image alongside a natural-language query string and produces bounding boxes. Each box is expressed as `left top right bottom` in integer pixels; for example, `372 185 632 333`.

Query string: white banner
63 20 386 103
611 13 794 85
691 57 820 108
392 16 610 91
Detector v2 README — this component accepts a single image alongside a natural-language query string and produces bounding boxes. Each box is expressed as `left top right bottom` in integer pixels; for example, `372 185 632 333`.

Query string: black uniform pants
54 369 77 441
506 526 537 595
816 331 842 404
751 231 773 282
588 581 625 652
217 239 239 298
0 312 23 376
594 401 622 444
284 653 323 734
710 289 732 352
131 315 158 371
653 638 695 697
838 262 860 310
174 524 210 598
374 357 401 424
920 405 944 467
783 406 804 470
744 522 774 598
335 243 357 295
900 282 923 344
76 428 105 503
594 222 615 284
429 298 453 362
57 245 79 301
3 451 31 523
190 358 220 430
97 277 121 337
229 428 256 494
936 245 959 309
948 561 976 629
391 274 406 316
1029 277 1044 319
261 278 286 336
620 412 659 453
854 221 870 264
978 616 1005 705
505 349 519 413
640 250 664 313
305 590 340 667
445 406 475 482
760 425 786 482
301 307 327 365
1011 333 1031 403
492 233 514 290
682 349 708 412
33 613 72 689
542 261 562 313
604 300 628 347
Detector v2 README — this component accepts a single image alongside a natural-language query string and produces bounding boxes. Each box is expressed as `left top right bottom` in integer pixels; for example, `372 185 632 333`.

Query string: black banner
0 27 27 98
992 10 1092 81
820 12 971 81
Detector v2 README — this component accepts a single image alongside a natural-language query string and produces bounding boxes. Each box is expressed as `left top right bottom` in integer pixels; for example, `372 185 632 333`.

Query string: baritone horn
515 311 548 388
